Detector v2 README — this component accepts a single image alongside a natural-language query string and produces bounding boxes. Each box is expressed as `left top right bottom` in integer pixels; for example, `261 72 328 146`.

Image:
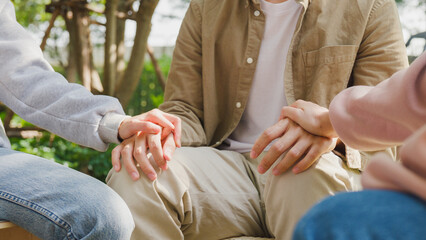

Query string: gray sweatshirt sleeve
0 1 127 151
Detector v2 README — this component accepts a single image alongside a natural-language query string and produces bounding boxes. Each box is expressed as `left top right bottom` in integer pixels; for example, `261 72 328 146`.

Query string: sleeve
158 0 207 146
336 0 410 169
330 52 426 151
0 1 127 151
351 0 409 87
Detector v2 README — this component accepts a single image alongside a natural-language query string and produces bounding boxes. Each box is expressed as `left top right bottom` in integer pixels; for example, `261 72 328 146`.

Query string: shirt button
247 57 253 64
254 10 260 17
236 102 242 108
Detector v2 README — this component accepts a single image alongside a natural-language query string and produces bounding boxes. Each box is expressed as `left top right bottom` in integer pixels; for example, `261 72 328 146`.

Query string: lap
264 152 361 239
107 146 267 239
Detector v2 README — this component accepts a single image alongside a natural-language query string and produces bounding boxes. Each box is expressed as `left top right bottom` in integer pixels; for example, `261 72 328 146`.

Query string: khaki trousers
106 147 361 240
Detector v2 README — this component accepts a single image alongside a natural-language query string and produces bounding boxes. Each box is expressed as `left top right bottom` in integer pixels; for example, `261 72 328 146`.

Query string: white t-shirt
222 0 302 153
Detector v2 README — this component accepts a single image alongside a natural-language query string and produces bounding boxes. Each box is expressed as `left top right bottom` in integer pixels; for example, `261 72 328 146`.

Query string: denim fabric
0 148 134 240
293 190 426 240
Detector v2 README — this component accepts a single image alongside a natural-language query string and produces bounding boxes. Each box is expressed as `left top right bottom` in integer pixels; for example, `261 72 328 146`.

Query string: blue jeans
0 148 134 240
293 190 426 240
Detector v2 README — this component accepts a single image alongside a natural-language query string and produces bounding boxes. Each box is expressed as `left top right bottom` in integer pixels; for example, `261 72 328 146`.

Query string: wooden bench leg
0 221 41 240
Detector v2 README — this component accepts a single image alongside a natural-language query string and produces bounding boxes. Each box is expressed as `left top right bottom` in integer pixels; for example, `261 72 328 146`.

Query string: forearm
330 52 426 151
0 1 126 151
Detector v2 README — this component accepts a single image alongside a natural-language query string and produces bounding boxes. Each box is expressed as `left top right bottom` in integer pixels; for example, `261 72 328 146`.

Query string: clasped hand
113 109 181 181
251 100 337 175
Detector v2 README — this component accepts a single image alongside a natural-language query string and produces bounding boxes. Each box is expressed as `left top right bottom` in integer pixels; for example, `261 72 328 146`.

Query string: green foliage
10 133 115 181
12 0 51 28
126 56 171 115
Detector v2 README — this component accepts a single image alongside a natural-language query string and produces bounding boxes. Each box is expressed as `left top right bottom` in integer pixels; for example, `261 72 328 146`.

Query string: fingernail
131 172 139 180
114 165 119 172
164 152 171 161
161 164 168 171
147 173 157 181
293 167 300 174
272 169 280 175
250 150 257 159
258 165 265 174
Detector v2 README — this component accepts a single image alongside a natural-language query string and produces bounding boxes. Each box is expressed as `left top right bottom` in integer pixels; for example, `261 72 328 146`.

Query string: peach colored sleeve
329 52 426 151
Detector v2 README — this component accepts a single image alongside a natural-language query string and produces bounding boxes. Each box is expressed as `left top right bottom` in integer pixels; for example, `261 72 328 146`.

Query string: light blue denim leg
293 190 426 240
0 148 134 240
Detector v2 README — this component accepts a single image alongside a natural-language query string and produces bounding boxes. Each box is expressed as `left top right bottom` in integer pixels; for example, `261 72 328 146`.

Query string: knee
80 186 135 239
292 193 354 240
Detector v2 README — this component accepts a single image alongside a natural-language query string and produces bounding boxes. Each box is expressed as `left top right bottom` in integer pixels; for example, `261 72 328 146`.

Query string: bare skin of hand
400 125 426 177
118 109 182 147
279 100 337 138
113 109 181 181
251 118 335 175
111 131 177 181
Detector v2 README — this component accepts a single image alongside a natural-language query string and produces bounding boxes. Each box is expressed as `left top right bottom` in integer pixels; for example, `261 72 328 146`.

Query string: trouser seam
0 190 78 240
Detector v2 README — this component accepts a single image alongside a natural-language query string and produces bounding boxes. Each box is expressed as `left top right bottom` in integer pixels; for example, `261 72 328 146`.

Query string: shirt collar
245 0 309 9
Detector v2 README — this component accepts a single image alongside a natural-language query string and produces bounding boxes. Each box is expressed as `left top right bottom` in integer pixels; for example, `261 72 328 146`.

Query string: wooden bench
0 221 40 240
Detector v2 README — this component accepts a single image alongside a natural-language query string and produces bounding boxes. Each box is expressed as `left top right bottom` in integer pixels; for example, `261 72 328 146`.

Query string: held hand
399 125 426 177
251 118 335 175
111 131 177 181
118 109 182 147
280 100 337 138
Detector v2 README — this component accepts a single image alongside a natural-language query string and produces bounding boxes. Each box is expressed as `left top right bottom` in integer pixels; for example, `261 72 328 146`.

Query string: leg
264 152 361 240
107 147 267 240
0 148 134 240
293 190 426 240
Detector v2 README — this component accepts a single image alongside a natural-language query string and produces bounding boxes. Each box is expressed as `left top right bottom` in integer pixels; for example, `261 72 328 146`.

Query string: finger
146 109 176 130
147 133 166 170
120 139 140 181
111 144 122 172
290 99 306 108
164 113 182 147
272 136 311 175
258 130 299 174
161 126 173 140
133 134 157 181
251 119 289 159
279 106 303 123
120 120 161 140
162 134 176 161
292 144 323 174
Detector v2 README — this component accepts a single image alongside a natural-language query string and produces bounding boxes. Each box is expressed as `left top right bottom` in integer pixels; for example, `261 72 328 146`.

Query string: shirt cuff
98 112 130 144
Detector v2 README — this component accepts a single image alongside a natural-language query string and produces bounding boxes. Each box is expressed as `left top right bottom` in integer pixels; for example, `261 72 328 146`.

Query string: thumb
280 106 302 122
119 120 161 140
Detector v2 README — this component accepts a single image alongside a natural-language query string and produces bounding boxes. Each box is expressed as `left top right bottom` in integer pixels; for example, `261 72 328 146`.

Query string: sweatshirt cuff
99 112 129 144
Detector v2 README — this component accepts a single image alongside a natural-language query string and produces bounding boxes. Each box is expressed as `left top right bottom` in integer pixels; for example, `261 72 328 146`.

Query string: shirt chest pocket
303 45 359 106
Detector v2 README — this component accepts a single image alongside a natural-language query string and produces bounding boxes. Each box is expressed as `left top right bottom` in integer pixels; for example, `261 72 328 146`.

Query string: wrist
320 110 337 138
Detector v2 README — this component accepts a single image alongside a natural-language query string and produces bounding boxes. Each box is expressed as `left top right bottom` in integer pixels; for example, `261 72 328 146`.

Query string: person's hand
118 109 181 148
111 130 177 181
279 100 337 138
399 125 426 177
251 118 335 175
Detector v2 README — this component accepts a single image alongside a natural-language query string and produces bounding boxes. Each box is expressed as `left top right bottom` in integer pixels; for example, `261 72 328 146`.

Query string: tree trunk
63 10 79 83
72 8 92 90
104 0 119 95
115 0 130 83
114 0 159 108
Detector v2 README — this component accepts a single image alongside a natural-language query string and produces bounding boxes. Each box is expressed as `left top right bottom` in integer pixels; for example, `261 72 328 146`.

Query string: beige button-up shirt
159 0 408 170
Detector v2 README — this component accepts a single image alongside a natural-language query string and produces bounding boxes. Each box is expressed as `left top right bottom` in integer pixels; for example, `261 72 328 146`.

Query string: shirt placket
227 3 265 139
